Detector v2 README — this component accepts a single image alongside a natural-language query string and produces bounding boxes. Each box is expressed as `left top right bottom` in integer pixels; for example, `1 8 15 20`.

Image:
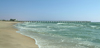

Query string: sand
0 21 38 48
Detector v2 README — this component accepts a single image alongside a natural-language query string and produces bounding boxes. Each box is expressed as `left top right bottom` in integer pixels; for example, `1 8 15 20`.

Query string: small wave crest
57 23 66 25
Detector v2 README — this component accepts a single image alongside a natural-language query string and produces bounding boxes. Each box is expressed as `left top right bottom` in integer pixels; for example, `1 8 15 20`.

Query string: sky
0 0 100 22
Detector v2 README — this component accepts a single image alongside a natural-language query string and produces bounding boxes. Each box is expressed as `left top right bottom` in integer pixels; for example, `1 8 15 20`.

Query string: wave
14 22 100 48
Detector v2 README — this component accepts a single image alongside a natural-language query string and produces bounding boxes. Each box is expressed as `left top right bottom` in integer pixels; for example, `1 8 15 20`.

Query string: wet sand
0 21 38 48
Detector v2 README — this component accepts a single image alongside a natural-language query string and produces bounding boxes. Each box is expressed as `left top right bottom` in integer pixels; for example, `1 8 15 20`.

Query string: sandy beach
0 21 38 48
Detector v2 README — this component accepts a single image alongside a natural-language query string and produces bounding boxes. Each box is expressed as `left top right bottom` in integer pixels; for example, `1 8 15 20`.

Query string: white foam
74 37 82 40
57 23 66 25
91 26 96 28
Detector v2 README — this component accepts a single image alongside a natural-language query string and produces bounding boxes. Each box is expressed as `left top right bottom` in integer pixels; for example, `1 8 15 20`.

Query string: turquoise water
15 22 100 48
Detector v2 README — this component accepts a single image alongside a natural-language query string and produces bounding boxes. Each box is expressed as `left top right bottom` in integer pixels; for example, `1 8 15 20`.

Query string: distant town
0 19 17 21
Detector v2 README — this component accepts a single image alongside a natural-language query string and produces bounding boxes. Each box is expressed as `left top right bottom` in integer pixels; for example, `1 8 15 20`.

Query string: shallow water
15 22 100 48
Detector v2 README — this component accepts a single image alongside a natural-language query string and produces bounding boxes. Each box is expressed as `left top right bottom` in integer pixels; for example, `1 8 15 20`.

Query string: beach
0 21 38 48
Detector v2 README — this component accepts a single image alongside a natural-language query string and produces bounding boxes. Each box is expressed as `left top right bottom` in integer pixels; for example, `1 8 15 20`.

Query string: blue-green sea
15 22 100 48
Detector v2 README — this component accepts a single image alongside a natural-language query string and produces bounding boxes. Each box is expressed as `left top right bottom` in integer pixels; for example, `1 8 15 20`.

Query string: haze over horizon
0 0 100 22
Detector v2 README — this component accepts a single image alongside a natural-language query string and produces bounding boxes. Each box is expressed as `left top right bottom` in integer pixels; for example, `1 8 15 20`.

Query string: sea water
15 22 100 48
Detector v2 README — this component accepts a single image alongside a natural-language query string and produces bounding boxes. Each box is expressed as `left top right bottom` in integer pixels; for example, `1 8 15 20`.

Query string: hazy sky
0 0 100 22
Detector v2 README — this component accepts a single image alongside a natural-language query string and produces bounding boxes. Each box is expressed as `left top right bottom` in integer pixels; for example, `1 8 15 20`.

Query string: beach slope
0 21 38 48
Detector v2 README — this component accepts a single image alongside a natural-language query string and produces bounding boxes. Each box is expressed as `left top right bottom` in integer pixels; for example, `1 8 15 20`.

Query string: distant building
2 19 6 21
10 19 17 21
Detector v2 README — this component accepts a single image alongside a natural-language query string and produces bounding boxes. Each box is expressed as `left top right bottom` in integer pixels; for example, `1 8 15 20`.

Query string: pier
0 20 91 23
18 21 91 23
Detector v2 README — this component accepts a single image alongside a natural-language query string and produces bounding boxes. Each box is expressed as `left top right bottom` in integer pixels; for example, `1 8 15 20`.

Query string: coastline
0 21 38 48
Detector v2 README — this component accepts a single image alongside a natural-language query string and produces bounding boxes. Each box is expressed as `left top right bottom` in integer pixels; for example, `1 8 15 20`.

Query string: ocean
15 22 100 48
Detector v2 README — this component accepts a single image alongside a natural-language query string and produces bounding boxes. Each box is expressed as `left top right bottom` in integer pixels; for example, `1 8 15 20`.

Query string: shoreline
0 21 38 48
